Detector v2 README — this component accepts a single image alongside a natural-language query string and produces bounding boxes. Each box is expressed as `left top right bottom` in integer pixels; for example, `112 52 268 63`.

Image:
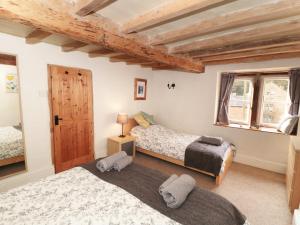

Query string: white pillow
277 115 299 135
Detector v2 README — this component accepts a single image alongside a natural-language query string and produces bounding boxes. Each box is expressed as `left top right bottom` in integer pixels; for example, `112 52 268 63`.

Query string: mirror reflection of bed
0 53 26 178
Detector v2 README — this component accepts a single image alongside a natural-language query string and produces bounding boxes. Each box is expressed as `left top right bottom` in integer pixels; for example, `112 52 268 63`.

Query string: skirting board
0 165 55 192
234 153 286 174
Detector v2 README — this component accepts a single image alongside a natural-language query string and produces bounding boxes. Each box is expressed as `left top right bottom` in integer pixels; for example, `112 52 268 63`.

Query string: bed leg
215 175 222 185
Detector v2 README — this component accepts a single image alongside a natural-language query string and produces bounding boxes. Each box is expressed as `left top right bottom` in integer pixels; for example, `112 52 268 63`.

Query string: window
225 73 291 131
228 78 254 125
259 77 290 127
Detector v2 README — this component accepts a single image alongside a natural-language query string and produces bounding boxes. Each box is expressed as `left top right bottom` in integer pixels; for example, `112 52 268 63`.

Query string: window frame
256 75 290 128
228 76 255 126
220 71 291 132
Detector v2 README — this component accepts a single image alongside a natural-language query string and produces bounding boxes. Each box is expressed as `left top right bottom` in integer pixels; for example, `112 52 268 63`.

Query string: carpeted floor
134 152 292 225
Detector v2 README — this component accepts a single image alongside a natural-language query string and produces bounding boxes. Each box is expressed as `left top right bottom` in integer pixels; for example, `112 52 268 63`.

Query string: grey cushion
277 115 299 135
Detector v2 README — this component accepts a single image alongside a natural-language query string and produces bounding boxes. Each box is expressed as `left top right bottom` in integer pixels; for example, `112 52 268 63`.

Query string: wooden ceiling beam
88 48 121 57
62 41 88 52
171 17 300 54
125 59 151 65
0 54 16 66
202 52 300 65
197 45 300 61
110 54 135 60
26 29 52 44
121 0 229 33
0 0 203 73
76 0 117 16
151 0 300 45
187 37 300 58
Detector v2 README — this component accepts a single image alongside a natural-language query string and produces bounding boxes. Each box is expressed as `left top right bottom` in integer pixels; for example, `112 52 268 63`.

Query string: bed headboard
124 118 138 135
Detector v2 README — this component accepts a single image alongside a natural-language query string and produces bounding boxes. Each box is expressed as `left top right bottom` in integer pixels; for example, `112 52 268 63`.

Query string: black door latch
54 115 63 125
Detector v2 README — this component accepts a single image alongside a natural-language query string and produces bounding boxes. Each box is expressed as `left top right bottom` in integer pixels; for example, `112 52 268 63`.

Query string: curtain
289 68 300 115
216 73 235 125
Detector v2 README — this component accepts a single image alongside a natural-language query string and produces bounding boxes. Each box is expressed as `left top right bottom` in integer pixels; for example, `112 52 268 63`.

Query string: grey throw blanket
81 160 246 225
161 174 196 208
185 138 230 176
198 136 223 146
159 174 178 195
113 156 133 171
96 151 127 172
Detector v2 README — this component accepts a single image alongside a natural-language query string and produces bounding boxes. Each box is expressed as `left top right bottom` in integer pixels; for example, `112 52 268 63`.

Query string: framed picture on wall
134 78 147 100
5 73 18 93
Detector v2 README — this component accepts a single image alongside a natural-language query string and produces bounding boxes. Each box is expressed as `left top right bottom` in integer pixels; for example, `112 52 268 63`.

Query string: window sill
214 123 287 135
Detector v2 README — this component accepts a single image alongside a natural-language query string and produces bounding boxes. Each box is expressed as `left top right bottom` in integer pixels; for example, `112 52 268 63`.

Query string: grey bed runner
184 139 230 176
81 160 246 225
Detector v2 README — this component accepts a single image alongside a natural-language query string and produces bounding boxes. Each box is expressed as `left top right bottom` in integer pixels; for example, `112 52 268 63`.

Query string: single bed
0 126 25 167
0 160 249 225
125 119 234 185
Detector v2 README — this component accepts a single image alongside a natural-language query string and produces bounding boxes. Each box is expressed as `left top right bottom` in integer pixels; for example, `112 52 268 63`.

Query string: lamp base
119 135 126 138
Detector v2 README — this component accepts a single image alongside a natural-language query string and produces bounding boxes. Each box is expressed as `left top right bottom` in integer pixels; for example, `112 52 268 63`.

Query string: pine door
49 65 94 173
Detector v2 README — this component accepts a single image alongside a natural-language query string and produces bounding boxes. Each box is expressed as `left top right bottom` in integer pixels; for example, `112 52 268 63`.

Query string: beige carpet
134 152 292 225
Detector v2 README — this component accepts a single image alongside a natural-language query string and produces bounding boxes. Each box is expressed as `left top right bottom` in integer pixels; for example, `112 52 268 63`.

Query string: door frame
47 64 95 170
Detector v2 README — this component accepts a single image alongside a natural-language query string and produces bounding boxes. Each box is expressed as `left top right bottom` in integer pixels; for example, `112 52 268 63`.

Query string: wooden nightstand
107 135 136 157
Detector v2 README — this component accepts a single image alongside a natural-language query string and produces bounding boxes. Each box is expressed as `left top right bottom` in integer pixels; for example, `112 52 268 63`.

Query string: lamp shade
117 113 128 124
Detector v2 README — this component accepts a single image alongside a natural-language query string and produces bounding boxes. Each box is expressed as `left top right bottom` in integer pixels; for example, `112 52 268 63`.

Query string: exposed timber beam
62 41 88 52
171 17 300 54
202 52 300 65
76 0 117 16
125 59 151 65
0 54 16 66
110 54 135 60
26 29 52 44
122 0 229 33
151 0 300 45
0 0 203 73
187 37 300 57
88 49 121 57
197 45 300 61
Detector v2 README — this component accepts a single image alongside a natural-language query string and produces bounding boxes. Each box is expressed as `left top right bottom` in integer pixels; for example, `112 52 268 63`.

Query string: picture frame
134 78 147 100
5 73 18 93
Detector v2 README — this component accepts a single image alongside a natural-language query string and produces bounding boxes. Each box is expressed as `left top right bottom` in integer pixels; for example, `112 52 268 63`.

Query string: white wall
0 33 154 191
0 64 21 126
151 59 300 174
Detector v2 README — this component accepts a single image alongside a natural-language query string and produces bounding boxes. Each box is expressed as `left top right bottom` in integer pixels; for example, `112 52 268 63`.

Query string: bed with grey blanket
184 138 231 176
81 160 246 225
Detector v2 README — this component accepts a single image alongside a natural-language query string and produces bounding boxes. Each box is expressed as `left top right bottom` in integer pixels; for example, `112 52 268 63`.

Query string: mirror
0 53 26 178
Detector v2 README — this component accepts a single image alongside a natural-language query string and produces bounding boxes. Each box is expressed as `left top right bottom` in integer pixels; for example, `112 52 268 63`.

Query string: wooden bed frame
124 118 234 185
0 155 25 167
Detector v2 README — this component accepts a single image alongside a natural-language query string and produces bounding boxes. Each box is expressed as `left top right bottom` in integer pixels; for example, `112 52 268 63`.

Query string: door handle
54 115 63 126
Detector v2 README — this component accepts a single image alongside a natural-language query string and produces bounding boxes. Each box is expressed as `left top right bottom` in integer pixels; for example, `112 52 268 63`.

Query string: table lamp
117 113 128 138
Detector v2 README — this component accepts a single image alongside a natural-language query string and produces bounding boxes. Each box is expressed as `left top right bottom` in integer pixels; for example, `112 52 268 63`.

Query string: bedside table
107 135 136 157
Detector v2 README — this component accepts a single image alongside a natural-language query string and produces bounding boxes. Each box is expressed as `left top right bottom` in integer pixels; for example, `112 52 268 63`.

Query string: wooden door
49 65 94 173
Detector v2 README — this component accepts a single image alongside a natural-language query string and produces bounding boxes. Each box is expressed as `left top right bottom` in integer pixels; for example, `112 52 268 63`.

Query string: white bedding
131 125 199 161
0 167 179 225
0 126 24 160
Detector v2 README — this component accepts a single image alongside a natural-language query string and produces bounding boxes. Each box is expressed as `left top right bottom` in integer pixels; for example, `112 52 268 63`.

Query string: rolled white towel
113 156 133 172
159 174 178 195
162 174 196 209
96 151 127 172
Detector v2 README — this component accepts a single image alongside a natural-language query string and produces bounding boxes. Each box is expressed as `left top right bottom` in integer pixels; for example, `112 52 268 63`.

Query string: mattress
0 167 179 225
0 126 24 160
0 162 250 225
131 125 199 161
131 125 231 174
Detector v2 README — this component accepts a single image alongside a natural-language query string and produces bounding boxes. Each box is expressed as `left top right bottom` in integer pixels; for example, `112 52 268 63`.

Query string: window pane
261 102 288 124
260 78 290 126
228 79 253 125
